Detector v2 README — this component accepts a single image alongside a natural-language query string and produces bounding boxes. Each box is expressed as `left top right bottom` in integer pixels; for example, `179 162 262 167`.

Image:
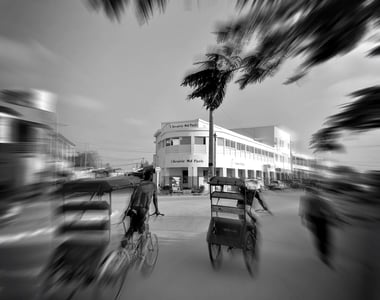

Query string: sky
0 0 379 171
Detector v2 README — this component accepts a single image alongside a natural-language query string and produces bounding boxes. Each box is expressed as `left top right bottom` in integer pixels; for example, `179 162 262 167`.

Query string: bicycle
95 211 164 300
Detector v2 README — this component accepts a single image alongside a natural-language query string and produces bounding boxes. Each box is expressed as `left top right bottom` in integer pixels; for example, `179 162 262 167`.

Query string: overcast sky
1 0 379 171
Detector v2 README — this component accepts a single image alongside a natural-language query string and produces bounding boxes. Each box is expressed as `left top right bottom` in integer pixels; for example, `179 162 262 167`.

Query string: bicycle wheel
243 230 258 277
140 233 159 277
208 243 222 270
95 248 130 300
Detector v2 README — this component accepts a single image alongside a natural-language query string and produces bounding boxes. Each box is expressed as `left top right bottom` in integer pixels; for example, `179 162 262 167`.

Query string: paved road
0 189 378 299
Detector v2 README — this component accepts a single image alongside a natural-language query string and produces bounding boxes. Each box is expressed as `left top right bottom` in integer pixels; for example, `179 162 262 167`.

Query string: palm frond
367 44 380 56
325 85 380 131
135 0 167 24
309 127 345 153
283 70 307 85
87 0 166 22
216 0 380 84
236 53 282 89
182 62 234 111
87 0 130 21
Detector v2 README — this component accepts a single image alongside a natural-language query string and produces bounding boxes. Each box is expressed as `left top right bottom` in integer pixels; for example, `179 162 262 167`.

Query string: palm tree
181 47 239 178
181 45 280 178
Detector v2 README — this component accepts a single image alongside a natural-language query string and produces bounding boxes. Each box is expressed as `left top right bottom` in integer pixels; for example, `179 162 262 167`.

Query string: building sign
167 121 198 129
170 159 204 164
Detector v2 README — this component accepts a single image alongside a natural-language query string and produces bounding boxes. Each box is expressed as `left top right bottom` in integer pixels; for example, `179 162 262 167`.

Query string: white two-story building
153 119 303 190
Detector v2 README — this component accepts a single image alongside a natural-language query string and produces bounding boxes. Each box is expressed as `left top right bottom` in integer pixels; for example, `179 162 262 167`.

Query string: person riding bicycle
123 166 161 242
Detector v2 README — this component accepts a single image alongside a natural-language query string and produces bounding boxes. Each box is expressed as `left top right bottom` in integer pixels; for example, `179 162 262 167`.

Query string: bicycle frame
120 212 155 270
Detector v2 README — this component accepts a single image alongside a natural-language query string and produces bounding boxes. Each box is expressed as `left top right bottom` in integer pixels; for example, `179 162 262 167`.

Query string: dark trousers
126 207 147 238
309 216 331 260
255 192 269 211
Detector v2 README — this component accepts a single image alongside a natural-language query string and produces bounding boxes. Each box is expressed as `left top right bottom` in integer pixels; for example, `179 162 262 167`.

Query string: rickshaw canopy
209 176 246 187
61 176 141 194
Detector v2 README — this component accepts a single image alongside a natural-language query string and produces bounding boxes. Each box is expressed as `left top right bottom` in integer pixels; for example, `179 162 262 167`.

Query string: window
217 137 224 146
171 137 180 146
165 138 171 147
226 139 235 148
194 136 206 145
247 146 254 153
237 143 245 151
180 136 191 145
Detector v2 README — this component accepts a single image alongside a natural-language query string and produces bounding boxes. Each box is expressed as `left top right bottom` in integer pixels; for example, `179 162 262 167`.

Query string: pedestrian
299 185 339 267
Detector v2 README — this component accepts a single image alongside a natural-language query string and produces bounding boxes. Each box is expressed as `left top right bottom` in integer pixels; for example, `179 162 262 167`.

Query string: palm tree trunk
208 108 214 179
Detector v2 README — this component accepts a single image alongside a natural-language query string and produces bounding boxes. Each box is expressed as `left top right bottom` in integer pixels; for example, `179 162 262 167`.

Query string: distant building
0 88 75 190
291 152 316 180
51 132 76 171
154 119 315 190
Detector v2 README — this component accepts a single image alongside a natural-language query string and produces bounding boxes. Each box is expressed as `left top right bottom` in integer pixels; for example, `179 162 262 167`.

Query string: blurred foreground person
299 186 342 266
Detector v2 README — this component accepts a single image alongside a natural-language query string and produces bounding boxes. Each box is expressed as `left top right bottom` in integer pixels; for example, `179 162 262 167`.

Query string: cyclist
123 166 161 244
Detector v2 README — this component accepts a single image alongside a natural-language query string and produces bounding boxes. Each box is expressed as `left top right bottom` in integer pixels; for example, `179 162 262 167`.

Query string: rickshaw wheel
208 243 222 270
243 231 258 277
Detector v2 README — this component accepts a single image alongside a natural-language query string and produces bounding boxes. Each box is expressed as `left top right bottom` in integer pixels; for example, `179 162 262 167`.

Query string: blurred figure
123 166 161 243
299 186 341 266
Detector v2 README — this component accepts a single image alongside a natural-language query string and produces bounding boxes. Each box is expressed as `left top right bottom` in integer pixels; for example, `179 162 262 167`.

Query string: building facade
154 119 311 190
292 152 316 180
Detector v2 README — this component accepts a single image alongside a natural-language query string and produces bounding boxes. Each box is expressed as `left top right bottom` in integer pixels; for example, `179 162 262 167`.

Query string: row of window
158 136 289 161
293 157 312 166
158 136 206 148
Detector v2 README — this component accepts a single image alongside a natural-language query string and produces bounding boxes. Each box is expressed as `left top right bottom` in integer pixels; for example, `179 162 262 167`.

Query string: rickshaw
206 176 259 276
38 176 140 300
